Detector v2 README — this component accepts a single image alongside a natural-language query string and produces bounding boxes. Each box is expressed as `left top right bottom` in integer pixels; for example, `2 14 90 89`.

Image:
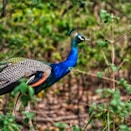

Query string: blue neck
62 38 79 66
63 46 78 68
50 39 78 80
66 38 78 63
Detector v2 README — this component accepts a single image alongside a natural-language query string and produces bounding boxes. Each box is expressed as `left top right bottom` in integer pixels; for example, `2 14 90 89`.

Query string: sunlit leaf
97 71 103 78
54 122 68 128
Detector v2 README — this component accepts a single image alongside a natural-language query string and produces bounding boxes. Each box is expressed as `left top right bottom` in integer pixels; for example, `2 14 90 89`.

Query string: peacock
0 29 89 96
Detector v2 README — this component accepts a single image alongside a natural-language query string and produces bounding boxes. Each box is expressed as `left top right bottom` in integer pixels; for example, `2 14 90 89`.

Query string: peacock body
0 30 89 95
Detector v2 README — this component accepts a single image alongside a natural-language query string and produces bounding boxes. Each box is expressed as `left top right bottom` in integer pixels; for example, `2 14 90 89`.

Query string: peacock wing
0 57 26 71
0 59 51 94
0 62 8 72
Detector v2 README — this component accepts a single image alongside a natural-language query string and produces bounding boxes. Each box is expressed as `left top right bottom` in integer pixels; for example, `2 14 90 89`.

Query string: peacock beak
78 34 90 41
84 37 90 41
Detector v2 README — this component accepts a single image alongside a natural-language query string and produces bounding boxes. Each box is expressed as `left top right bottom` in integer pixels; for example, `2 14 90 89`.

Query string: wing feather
0 59 51 90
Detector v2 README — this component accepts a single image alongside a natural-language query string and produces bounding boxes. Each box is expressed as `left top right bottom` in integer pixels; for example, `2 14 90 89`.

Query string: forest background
0 0 131 131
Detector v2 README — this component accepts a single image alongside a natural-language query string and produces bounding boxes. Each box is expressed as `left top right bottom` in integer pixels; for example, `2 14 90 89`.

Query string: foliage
89 88 131 130
22 111 35 130
0 0 131 130
11 79 35 106
0 113 21 131
85 8 131 131
53 122 82 131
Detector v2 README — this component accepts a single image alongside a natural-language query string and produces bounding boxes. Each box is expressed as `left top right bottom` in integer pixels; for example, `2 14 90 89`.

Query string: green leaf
96 88 103 93
72 125 82 131
22 111 35 124
23 112 35 120
100 9 112 23
54 122 68 128
23 118 29 124
3 126 11 131
97 72 103 78
119 125 128 131
110 99 118 106
28 86 34 97
0 120 4 128
0 113 21 130
19 83 28 93
128 25 131 29
97 40 109 47
89 103 97 113
20 95 30 106
100 10 107 19
11 124 21 131
109 64 118 72
53 52 61 60
11 86 20 96
112 66 118 72
45 129 50 131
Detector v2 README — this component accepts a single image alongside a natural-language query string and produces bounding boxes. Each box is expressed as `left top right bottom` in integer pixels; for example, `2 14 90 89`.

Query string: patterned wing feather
0 59 51 90
7 57 27 63
0 57 26 71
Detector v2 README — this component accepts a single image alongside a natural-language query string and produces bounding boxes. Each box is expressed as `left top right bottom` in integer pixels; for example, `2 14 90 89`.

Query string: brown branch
71 69 117 83
0 0 8 18
15 114 89 123
71 68 131 87
36 114 88 123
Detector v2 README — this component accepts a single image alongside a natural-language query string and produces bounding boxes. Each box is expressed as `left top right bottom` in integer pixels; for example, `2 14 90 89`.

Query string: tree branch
0 0 8 18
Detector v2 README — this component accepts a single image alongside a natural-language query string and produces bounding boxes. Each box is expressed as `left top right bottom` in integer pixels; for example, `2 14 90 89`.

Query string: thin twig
101 50 109 65
107 111 110 131
111 42 116 90
71 68 131 87
111 14 116 90
72 69 117 83
112 29 131 45
118 59 127 70
83 113 94 131
102 125 108 131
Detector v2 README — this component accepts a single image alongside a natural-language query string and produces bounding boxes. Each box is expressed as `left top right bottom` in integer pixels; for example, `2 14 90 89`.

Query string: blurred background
0 0 131 130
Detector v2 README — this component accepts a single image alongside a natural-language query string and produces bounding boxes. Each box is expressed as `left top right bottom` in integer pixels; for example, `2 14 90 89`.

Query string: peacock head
68 28 90 44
